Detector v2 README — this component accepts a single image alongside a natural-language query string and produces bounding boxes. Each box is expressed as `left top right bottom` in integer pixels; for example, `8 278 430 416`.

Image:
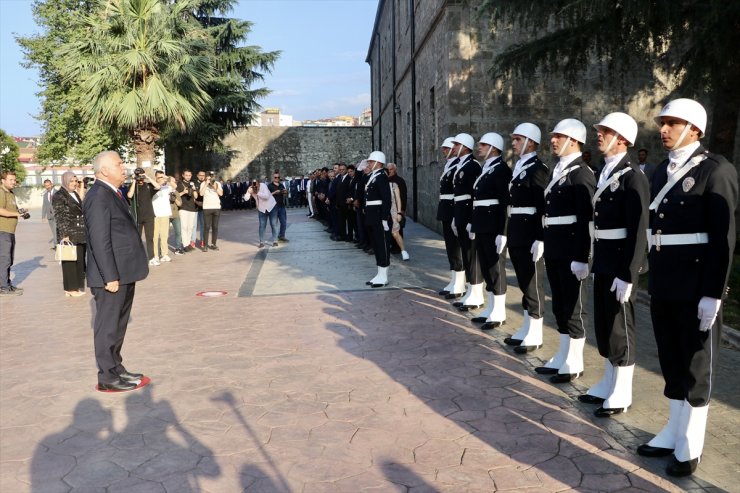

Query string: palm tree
56 0 213 167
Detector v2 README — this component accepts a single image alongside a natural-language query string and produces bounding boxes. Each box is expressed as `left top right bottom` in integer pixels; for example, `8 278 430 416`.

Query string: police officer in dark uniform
436 137 466 298
363 151 393 288
578 112 649 418
504 123 549 352
636 99 738 477
468 132 511 328
451 133 485 310
535 119 596 383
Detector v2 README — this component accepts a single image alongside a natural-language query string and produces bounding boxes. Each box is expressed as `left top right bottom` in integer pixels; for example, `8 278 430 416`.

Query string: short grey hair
387 163 397 170
93 151 120 174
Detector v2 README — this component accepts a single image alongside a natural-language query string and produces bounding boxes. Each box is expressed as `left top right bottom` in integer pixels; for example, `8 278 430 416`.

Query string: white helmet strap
671 123 693 151
484 145 492 161
557 137 572 157
456 145 463 158
604 134 618 155
518 137 530 157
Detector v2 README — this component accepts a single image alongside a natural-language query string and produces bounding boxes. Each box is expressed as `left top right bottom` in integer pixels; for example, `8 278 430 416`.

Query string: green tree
480 0 740 160
54 0 214 167
0 130 26 183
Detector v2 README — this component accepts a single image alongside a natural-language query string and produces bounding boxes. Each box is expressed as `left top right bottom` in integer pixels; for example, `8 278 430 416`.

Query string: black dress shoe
578 394 605 405
365 281 373 286
470 316 487 323
481 321 505 330
459 304 483 312
98 379 137 391
371 282 387 288
549 372 582 383
666 456 699 477
452 301 464 307
119 370 143 382
594 406 628 417
636 444 674 457
514 344 541 354
504 337 522 346
438 290 451 296
445 292 464 300
534 366 559 375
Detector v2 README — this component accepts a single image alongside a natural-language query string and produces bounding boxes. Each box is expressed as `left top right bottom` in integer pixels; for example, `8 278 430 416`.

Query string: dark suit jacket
84 180 149 288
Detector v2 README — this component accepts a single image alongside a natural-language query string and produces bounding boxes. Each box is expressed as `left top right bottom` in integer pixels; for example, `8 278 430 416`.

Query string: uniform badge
558 177 566 186
610 180 619 192
519 171 526 179
682 177 695 192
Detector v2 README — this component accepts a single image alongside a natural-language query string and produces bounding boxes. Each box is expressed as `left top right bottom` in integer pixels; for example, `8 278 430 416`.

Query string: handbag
55 239 77 262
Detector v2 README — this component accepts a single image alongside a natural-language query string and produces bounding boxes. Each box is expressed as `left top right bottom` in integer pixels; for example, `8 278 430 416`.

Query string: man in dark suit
41 179 57 249
637 148 658 185
84 151 149 391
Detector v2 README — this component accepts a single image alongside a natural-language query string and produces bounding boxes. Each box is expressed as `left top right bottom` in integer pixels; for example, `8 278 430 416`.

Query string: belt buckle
655 233 661 252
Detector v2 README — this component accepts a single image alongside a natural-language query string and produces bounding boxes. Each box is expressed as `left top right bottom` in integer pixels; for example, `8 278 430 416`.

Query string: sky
0 0 378 137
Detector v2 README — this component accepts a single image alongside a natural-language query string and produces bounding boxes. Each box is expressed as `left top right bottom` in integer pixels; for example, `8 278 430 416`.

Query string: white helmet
593 112 638 146
441 137 455 149
479 132 504 152
654 98 706 136
367 151 386 165
551 118 587 144
511 122 541 144
452 133 475 151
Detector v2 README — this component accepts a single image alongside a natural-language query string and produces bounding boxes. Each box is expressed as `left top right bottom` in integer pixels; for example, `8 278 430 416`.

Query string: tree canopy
0 130 26 182
480 0 740 160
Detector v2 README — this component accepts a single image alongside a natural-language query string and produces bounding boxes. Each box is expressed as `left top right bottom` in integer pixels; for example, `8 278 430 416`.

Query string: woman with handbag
52 171 86 297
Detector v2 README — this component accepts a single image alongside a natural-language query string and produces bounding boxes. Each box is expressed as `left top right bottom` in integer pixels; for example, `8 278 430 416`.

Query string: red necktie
116 190 124 200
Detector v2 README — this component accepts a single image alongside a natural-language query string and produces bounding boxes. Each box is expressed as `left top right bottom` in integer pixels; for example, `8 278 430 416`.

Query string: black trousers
458 232 482 284
476 232 507 294
61 244 86 291
0 231 15 289
593 274 636 366
544 258 587 337
137 217 155 259
91 283 136 385
203 209 220 245
650 297 720 407
346 205 356 240
368 220 390 267
509 246 545 318
441 220 463 271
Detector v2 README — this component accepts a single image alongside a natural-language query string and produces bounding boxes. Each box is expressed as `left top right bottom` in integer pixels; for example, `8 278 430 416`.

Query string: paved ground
1 207 738 493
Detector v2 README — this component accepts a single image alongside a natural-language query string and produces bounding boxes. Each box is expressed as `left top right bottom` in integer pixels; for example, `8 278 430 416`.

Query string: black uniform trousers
509 246 545 319
544 258 587 338
593 274 636 366
476 232 507 294
458 232 482 284
650 297 719 407
441 219 463 271
368 219 390 267
61 243 86 292
91 283 136 385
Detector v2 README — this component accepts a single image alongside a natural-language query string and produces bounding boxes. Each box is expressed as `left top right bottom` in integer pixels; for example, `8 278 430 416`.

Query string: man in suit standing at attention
84 151 149 391
41 179 57 249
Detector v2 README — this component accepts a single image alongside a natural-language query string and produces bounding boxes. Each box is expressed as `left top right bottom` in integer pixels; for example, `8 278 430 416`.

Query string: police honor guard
364 151 393 288
436 137 466 298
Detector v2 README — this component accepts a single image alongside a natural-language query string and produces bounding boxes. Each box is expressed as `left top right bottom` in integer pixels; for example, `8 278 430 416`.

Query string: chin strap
557 137 572 157
518 138 530 157
671 124 693 151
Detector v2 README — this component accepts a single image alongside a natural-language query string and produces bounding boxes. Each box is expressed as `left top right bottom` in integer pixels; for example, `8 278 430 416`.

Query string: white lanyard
592 167 632 205
649 155 705 211
473 158 501 189
544 165 579 196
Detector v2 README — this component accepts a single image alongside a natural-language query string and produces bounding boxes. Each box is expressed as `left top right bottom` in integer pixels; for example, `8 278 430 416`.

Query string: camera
134 167 145 175
18 208 30 220
83 177 95 185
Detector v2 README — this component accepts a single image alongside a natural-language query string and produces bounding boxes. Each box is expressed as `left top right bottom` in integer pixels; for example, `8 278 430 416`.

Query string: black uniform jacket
543 158 596 262
52 187 86 245
470 156 511 236
436 158 459 221
591 155 649 282
364 169 392 223
508 155 549 248
648 146 738 301
452 154 481 229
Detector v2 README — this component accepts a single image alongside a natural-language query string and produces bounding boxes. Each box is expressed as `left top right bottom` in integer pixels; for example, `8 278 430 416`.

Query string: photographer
0 170 29 296
199 171 223 251
267 171 289 242
151 171 173 264
126 167 160 264
246 179 278 248
177 169 197 252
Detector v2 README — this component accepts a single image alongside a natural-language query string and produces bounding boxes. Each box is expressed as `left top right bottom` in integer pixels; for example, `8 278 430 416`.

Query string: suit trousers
458 233 482 284
476 232 507 294
92 283 136 385
368 220 390 267
545 258 587 338
509 246 545 318
61 244 86 292
48 218 57 245
650 297 720 407
441 220 463 272
593 274 636 366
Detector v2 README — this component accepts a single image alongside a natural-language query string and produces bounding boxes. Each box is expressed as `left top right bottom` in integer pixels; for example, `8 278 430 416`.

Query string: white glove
466 223 475 240
530 240 544 262
697 297 721 332
451 219 457 237
570 261 589 281
610 277 633 303
382 220 389 232
495 235 507 254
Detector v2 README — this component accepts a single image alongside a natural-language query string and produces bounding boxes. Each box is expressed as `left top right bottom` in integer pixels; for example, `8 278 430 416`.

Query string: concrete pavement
0 207 738 492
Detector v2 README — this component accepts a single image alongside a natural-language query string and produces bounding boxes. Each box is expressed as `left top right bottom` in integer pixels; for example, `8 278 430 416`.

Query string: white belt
365 200 382 206
439 194 454 200
593 228 627 240
454 194 472 202
509 206 536 216
651 231 708 250
543 215 577 226
473 199 499 207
